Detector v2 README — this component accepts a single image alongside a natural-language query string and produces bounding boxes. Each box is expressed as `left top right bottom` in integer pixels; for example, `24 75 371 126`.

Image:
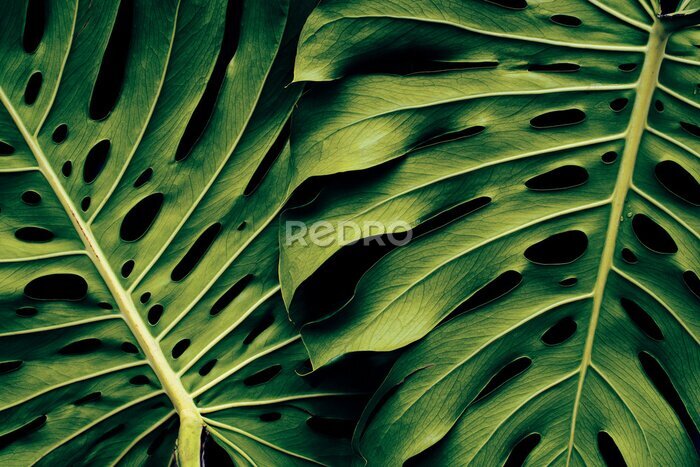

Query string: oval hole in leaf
621 248 638 264
620 298 663 341
21 191 41 205
559 277 577 287
52 124 68 143
148 304 163 325
97 302 113 310
243 364 282 386
474 357 531 403
58 338 102 355
129 375 150 385
81 197 91 212
259 412 281 422
601 151 618 164
0 415 47 450
199 359 217 376
683 271 699 299
140 292 151 304
201 429 235 466
0 141 15 155
655 161 699 206
210 274 254 316
121 342 139 354
680 121 700 138
15 227 54 243
24 273 87 301
504 433 541 467
550 14 582 27
530 109 585 129
175 0 242 161
306 416 354 438
541 317 577 345
89 0 134 120
618 63 638 72
525 165 588 191
133 167 153 188
597 432 627 467
609 98 629 112
121 260 134 278
243 313 275 345
23 0 46 53
120 193 165 242
446 270 523 321
0 360 23 375
654 100 664 112
528 63 580 72
62 161 72 177
416 196 492 236
171 339 190 359
24 72 42 105
16 307 38 317
524 230 588 265
73 391 102 405
171 223 222 281
638 351 700 455
631 214 677 254
95 424 125 444
244 119 291 196
83 140 111 184
484 0 528 10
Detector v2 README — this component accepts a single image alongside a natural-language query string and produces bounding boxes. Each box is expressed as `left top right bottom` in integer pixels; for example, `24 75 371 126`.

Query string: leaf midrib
0 86 203 465
565 19 670 465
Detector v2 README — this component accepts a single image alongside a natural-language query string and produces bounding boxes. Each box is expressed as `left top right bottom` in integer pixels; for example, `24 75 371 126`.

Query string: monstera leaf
281 0 700 464
0 1 369 465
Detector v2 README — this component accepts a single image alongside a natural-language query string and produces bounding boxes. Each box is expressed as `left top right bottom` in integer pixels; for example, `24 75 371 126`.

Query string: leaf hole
121 260 135 278
0 415 47 450
243 313 275 345
445 270 523 321
147 304 163 325
474 357 531 403
414 125 486 150
140 292 151 304
174 0 242 162
171 223 222 282
655 160 699 205
81 197 91 211
171 339 191 359
620 298 663 341
609 98 629 112
243 364 282 386
483 0 528 10
129 374 151 385
550 14 582 27
244 119 291 196
16 306 38 317
618 63 638 72
601 151 618 164
97 302 113 310
89 0 134 120
15 226 54 243
23 0 46 53
524 230 588 265
58 338 102 355
120 193 165 242
620 248 638 264
0 360 23 374
121 342 139 354
306 416 354 438
654 100 664 112
52 124 68 143
416 196 492 236
530 109 585 129
210 274 255 316
61 161 72 177
631 214 677 254
528 63 580 72
199 359 217 376
83 139 111 184
24 273 87 301
525 165 588 191
73 391 102 405
541 317 577 345
259 412 281 422
133 167 153 188
597 431 627 466
504 433 541 466
559 277 578 287
24 71 42 105
0 141 15 156
21 191 41 205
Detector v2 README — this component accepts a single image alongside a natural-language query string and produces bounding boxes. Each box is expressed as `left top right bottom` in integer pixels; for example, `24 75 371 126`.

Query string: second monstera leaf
282 0 700 465
0 1 366 465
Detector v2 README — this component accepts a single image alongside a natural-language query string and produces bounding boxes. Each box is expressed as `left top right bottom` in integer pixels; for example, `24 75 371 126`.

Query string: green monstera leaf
281 0 700 464
0 1 368 465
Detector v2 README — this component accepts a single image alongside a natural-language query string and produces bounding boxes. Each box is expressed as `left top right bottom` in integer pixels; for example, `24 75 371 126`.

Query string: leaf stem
565 20 670 465
0 86 204 466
